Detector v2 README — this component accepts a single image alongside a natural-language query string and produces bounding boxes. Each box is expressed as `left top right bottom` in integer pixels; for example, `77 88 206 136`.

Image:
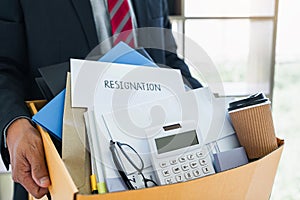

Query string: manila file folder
62 73 91 194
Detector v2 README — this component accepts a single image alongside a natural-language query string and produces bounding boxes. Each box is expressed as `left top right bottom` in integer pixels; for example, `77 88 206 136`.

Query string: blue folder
99 42 157 67
32 90 66 140
32 42 157 140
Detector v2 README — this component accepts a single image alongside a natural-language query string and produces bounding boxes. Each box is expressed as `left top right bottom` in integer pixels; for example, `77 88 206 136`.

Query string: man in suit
0 0 201 199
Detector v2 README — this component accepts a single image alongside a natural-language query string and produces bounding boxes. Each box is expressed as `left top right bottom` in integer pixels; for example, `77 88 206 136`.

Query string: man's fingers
11 159 49 199
31 162 51 188
26 135 51 188
20 172 49 199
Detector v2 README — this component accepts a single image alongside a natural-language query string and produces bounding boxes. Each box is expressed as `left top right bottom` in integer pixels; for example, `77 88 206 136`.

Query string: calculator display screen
155 130 199 154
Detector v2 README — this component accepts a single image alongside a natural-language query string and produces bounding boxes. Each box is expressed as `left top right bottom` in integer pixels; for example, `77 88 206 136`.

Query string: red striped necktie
107 0 135 47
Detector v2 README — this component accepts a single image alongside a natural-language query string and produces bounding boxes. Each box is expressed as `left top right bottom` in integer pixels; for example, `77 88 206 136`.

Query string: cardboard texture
27 101 283 200
62 73 91 194
229 103 278 159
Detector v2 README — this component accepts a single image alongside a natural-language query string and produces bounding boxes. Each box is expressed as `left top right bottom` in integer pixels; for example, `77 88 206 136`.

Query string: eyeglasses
109 140 158 190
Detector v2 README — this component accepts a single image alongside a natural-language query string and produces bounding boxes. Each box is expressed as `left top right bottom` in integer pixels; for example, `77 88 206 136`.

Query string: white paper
102 87 236 151
71 59 186 108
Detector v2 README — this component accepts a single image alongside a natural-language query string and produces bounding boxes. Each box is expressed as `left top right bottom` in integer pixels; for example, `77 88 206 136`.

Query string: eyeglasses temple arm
110 142 135 190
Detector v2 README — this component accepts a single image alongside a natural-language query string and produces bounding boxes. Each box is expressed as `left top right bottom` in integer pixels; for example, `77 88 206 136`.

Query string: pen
97 182 107 194
85 112 101 195
94 149 107 194
86 110 108 194
90 174 98 194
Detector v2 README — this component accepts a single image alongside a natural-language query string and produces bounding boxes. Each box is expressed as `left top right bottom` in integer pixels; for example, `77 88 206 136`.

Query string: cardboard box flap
27 102 79 200
75 141 283 200
75 163 255 200
246 140 284 199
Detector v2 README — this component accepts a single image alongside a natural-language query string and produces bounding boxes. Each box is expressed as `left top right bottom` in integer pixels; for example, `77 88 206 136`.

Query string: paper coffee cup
228 94 278 159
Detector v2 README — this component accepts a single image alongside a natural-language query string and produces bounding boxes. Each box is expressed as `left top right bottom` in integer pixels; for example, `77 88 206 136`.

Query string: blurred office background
1 0 299 199
169 0 300 199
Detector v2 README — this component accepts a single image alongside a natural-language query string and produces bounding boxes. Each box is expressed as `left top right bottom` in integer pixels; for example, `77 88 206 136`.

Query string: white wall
0 173 13 200
276 0 300 62
0 155 13 200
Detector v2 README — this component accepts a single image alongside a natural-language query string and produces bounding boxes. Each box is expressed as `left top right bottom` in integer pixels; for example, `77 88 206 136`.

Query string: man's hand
6 118 50 199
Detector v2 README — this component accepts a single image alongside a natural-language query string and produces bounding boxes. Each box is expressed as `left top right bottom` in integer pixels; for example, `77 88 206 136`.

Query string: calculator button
184 172 193 180
181 164 189 171
172 166 181 174
190 161 198 168
165 178 173 184
196 151 205 158
199 159 208 166
160 162 168 168
170 159 178 165
187 154 194 160
193 169 201 177
175 174 184 182
179 156 186 163
202 166 212 174
162 169 170 177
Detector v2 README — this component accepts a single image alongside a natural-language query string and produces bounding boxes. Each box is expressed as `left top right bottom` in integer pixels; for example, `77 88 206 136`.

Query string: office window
169 0 278 98
185 0 275 17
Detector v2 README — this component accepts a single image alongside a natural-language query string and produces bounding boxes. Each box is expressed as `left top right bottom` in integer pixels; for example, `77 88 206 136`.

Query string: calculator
146 123 215 185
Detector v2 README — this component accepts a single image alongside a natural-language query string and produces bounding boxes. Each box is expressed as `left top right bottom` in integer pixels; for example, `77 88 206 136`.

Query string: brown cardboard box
27 101 284 200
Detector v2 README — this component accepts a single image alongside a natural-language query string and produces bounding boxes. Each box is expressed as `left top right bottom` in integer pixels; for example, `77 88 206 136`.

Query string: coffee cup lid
228 93 268 111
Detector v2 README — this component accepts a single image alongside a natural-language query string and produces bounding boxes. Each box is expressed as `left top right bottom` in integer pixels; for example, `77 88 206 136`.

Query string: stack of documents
70 43 187 192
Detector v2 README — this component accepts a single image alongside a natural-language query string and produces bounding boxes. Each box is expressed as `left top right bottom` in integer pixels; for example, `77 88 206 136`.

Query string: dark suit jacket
0 0 201 168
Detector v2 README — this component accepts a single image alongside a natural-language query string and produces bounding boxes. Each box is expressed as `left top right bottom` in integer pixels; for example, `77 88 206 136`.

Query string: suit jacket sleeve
161 0 202 89
0 0 32 168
